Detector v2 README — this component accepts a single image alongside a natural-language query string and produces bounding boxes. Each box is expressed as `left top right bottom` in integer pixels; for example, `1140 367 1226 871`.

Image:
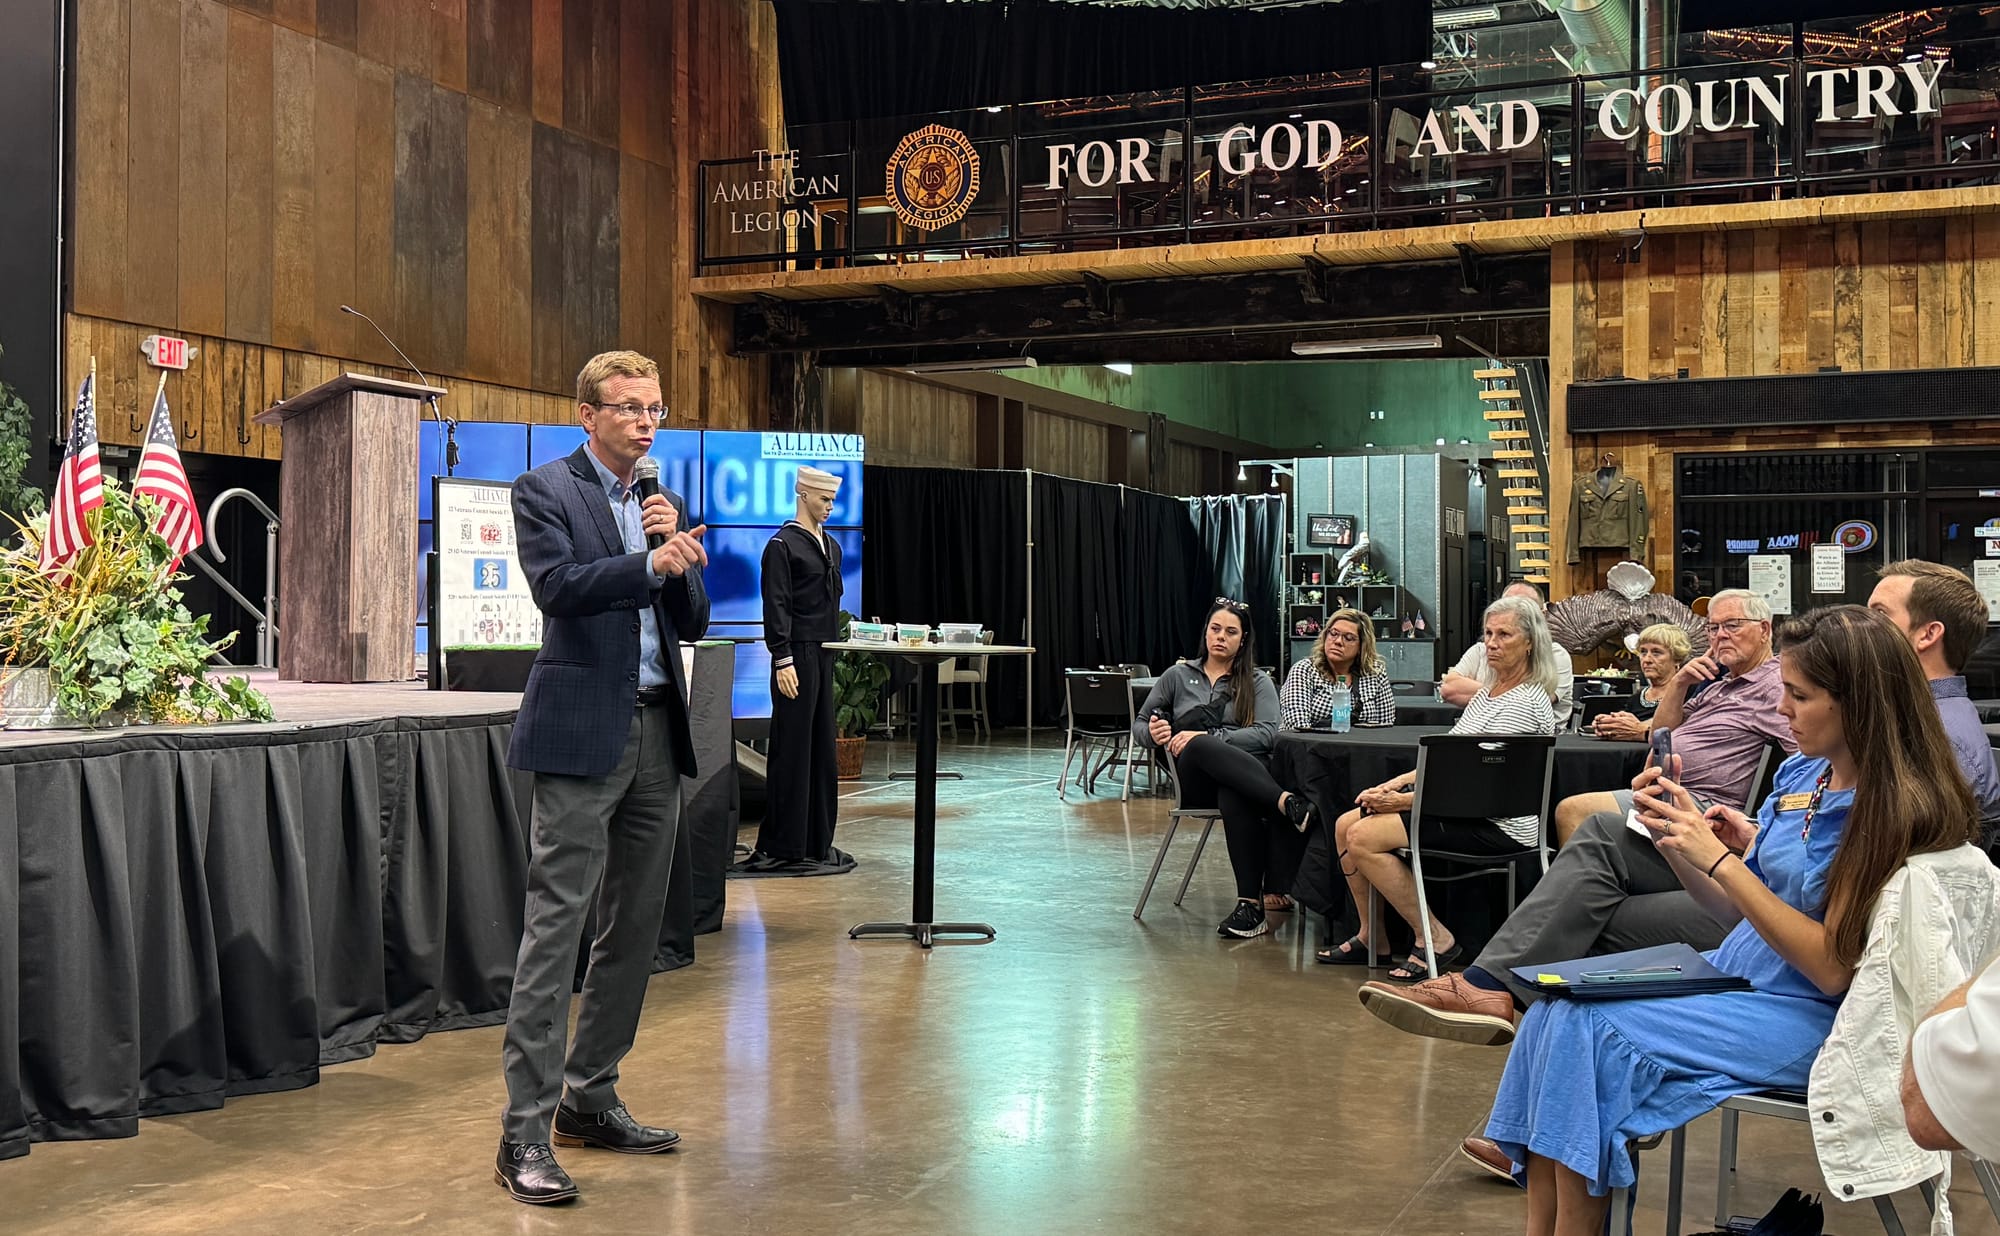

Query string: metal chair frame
1613 1090 2000 1236
1132 756 1221 919
1365 734 1558 979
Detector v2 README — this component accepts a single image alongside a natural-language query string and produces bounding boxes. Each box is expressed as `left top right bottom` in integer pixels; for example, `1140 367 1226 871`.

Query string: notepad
1511 943 1752 1001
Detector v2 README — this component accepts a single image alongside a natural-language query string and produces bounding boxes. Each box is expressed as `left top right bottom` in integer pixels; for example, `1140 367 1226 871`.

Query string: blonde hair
1635 622 1691 665
1313 608 1382 678
576 350 661 407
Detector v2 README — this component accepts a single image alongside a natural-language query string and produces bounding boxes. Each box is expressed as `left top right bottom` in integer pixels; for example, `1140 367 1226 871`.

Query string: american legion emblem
885 124 981 231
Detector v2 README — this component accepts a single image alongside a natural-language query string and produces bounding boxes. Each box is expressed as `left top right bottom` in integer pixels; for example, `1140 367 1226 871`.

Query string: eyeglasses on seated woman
1280 609 1397 732
1589 622 1692 742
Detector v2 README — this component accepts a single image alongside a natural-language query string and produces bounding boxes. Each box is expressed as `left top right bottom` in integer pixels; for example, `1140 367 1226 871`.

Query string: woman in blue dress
1486 605 1981 1236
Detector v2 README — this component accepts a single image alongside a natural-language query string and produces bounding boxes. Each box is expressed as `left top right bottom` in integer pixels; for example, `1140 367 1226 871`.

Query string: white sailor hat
796 465 842 495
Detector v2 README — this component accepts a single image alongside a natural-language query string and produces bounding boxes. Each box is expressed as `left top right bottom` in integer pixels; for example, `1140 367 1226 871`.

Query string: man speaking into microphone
495 350 709 1205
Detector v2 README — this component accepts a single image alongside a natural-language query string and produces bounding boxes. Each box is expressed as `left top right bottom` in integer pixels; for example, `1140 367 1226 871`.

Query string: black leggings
1173 735 1305 902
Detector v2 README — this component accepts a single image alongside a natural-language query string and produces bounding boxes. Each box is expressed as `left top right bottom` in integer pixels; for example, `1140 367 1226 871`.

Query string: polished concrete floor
11 734 1998 1235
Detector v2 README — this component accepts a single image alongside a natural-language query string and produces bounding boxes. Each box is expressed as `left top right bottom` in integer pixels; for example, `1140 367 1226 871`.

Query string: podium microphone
340 304 456 475
633 457 666 550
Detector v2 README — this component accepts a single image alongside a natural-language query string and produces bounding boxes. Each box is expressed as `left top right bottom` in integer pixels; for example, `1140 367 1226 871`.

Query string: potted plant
830 610 888 779
1 480 272 727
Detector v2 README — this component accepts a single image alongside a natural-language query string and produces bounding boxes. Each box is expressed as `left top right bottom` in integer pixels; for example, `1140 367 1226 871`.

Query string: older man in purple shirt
1551 588 1794 842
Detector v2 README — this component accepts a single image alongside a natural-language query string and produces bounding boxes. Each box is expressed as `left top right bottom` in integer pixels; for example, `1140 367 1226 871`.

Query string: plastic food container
850 621 890 644
896 623 932 647
938 622 983 644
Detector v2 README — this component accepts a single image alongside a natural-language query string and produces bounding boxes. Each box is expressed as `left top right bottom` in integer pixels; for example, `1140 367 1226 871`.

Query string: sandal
1316 934 1391 966
1262 893 1294 913
1387 941 1464 983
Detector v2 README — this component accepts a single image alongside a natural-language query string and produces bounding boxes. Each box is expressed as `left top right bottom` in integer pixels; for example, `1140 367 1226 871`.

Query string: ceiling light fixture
1291 334 1444 357
899 357 1039 374
1420 59 1439 70
1104 362 1133 375
1434 5 1501 30
986 105 1005 113
1237 464 1247 481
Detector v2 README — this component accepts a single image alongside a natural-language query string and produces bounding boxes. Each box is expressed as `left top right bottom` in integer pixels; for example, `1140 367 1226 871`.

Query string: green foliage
0 350 44 522
830 610 890 738
0 481 272 725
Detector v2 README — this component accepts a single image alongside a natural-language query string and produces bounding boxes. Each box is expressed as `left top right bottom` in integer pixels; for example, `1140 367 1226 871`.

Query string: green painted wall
1003 360 1492 451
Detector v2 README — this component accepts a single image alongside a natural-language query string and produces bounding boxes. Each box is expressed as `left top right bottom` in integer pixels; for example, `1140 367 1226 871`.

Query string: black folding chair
1059 670 1137 802
1367 733 1559 980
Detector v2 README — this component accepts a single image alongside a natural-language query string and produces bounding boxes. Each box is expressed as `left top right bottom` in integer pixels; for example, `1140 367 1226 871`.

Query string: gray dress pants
501 703 682 1144
1473 810 1730 1004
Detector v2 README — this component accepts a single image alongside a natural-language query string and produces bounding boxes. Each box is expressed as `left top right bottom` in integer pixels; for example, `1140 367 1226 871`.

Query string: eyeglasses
591 402 669 424
1324 629 1359 645
1211 596 1249 615
1703 618 1759 636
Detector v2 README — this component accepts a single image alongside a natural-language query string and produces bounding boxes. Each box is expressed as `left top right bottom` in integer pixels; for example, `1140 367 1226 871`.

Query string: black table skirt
0 645 739 1161
1270 726 1650 955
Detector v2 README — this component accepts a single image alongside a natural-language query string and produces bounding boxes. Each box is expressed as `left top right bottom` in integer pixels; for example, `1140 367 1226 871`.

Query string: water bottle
1328 682 1353 733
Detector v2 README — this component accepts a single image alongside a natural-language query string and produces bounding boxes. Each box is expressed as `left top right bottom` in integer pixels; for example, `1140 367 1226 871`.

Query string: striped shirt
1280 662 1397 730
1450 682 1558 846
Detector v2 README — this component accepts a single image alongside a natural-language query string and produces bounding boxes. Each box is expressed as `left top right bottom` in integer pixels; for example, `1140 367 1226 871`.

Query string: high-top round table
824 640 1034 948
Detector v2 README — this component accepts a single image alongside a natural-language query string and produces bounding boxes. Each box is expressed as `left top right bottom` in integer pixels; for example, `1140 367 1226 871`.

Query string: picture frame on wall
1307 513 1357 548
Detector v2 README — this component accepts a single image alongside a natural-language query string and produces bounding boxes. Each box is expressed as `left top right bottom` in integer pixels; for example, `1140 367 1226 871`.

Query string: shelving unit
1285 551 1438 677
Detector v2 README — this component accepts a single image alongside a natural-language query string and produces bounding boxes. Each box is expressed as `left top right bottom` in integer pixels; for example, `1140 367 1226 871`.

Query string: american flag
135 378 202 567
39 371 103 574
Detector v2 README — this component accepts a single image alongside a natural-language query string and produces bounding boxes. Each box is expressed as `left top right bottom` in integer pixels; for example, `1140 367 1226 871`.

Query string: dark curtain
1186 495 1287 672
773 0 1429 127
861 465 1031 726
1118 488 1209 682
1029 476 1129 727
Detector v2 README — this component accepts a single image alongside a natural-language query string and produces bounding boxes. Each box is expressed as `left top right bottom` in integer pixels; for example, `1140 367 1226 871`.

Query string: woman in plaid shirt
1282 609 1398 731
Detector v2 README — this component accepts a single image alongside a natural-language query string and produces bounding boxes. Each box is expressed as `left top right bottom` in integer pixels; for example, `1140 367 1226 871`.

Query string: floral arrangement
2 481 272 725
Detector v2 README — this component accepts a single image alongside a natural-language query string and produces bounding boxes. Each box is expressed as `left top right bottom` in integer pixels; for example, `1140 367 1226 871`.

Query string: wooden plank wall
1026 410 1111 481
1549 216 2000 600
68 0 778 459
843 370 981 469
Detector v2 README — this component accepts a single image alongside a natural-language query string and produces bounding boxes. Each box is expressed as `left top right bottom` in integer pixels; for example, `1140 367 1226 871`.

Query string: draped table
1270 726 1650 818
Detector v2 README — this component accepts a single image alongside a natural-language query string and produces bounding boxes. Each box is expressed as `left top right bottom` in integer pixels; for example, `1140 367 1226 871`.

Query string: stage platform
1 648 738 1162
0 672 522 749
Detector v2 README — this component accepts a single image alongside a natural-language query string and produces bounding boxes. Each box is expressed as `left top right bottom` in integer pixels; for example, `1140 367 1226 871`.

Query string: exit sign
141 334 192 370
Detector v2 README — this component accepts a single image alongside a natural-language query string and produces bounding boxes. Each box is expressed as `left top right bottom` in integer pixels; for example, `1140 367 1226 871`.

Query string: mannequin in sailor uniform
750 466 847 870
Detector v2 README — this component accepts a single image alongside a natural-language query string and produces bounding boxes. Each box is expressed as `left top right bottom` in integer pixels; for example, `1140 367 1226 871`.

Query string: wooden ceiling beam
733 254 1548 355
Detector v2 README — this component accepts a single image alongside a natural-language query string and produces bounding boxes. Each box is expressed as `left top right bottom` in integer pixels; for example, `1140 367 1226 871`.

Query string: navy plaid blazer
506 446 710 778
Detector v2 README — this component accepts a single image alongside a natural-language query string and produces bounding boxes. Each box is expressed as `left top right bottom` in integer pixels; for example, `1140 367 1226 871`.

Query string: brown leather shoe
1460 1136 1519 1184
1356 971 1518 1046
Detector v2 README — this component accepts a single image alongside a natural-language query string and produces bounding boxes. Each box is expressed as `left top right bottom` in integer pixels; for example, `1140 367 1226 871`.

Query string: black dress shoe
494 1141 579 1205
554 1102 682 1154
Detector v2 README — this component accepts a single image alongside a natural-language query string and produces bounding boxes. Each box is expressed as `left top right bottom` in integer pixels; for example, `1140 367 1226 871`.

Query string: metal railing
192 488 280 669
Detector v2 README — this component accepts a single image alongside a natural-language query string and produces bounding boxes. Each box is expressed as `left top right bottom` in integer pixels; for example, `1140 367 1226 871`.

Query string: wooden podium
254 373 443 682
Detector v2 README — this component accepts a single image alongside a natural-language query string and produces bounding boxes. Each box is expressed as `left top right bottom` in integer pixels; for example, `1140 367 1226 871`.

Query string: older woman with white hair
1319 595 1560 979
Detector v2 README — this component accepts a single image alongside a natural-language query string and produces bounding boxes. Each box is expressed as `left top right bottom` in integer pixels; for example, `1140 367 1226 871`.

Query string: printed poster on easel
434 477 543 651
1748 554 1793 615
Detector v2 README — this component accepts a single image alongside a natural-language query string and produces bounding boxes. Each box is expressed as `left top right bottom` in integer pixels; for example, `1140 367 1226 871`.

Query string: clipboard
1511 943 1752 1001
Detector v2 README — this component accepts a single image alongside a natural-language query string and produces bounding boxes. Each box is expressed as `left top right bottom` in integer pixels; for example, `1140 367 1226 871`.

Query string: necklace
1799 765 1833 842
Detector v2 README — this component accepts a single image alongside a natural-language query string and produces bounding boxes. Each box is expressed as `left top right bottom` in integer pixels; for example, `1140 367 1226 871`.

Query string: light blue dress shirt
583 447 667 690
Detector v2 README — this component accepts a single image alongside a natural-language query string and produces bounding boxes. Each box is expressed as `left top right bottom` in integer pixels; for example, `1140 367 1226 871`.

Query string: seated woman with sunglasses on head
1280 609 1397 731
1320 595 1559 976
1133 598 1307 939
1485 606 1980 1236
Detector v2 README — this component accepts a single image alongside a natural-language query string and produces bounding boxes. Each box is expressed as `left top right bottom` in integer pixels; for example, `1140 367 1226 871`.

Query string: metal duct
1543 0 1633 75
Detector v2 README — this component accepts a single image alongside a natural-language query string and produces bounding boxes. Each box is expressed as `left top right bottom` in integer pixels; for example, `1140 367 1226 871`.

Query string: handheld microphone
340 304 456 473
633 457 666 551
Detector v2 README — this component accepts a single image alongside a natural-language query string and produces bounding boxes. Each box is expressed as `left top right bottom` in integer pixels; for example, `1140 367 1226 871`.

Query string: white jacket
1808 845 2000 1235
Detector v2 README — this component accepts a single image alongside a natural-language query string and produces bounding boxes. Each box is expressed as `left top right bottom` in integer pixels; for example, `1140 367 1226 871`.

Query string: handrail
205 488 279 557
198 489 282 668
